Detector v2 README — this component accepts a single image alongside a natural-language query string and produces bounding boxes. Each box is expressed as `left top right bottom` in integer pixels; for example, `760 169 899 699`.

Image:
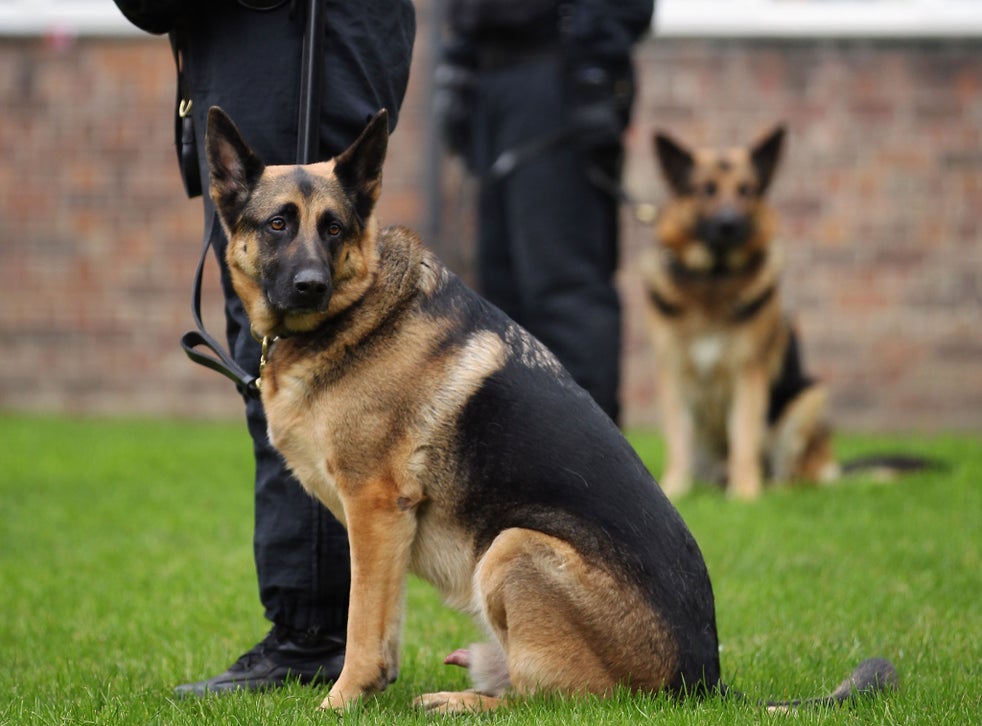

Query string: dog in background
640 126 839 500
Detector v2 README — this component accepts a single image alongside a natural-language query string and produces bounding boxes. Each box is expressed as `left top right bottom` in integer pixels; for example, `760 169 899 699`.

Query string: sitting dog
640 126 840 500
204 107 894 712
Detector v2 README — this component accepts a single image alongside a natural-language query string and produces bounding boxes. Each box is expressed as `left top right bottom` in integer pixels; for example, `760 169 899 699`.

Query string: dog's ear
205 106 265 223
654 131 695 196
333 109 389 221
751 124 785 195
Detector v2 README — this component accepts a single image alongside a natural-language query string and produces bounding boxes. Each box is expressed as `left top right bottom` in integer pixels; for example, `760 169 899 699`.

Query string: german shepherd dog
205 107 895 712
640 126 839 500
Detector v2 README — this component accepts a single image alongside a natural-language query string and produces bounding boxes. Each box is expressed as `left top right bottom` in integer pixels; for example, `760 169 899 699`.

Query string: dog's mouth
696 213 754 253
667 228 765 281
265 298 333 335
269 296 332 316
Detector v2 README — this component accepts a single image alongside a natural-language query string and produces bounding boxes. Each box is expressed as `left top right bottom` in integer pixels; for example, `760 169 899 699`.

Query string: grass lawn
0 413 978 724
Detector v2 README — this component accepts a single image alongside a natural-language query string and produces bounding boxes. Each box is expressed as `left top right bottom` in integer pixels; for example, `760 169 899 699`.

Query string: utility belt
474 40 561 72
460 5 564 71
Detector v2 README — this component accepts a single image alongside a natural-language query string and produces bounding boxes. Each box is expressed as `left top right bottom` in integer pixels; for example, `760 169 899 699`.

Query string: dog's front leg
320 480 416 711
728 364 768 499
657 363 694 498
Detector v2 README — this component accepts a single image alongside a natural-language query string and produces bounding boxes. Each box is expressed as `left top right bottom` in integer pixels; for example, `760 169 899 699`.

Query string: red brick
0 28 979 432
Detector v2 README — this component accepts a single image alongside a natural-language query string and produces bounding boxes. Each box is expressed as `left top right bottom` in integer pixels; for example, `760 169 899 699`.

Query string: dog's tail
839 454 946 482
755 657 899 712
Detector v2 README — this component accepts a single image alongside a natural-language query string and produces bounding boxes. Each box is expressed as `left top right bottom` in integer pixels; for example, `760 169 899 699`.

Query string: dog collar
254 332 280 393
731 284 776 323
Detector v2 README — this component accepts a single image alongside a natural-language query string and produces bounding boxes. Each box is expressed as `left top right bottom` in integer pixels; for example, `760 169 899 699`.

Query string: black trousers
469 55 624 422
174 0 413 639
205 208 350 634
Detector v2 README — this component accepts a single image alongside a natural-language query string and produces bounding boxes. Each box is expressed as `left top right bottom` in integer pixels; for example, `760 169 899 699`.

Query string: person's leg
175 211 348 696
471 76 520 324
480 58 623 422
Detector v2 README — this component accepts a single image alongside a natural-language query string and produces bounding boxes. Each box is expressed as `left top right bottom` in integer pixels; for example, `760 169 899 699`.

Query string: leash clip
633 202 657 226
257 335 272 392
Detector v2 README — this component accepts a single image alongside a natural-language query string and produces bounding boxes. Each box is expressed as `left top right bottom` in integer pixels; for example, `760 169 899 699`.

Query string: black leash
179 230 262 398
488 125 657 225
296 0 324 164
179 0 323 396
585 163 657 225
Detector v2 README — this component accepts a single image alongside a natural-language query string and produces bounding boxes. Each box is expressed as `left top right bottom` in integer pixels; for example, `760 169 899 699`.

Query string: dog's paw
319 688 359 711
319 678 368 711
414 690 502 714
727 475 763 501
659 470 693 499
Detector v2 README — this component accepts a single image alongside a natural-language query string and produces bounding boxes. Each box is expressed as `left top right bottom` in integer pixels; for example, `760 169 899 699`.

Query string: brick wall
1 22 979 431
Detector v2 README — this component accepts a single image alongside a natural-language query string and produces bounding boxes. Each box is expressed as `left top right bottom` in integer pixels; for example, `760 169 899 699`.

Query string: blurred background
1 0 979 431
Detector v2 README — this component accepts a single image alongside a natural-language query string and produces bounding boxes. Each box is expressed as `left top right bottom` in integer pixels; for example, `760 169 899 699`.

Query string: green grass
0 413 978 724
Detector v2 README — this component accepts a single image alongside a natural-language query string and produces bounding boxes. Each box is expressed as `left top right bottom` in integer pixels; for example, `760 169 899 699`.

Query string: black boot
174 624 345 696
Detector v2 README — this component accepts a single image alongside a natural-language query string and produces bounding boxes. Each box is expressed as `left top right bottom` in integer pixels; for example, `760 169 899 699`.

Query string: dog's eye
326 222 343 238
701 181 718 197
738 183 755 198
269 217 287 232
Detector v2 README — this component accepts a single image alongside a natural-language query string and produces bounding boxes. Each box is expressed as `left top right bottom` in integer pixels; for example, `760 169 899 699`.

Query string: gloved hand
566 64 631 151
433 60 477 158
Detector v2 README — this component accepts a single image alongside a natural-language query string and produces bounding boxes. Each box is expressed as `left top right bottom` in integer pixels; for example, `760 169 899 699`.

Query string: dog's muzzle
698 210 753 253
268 266 333 313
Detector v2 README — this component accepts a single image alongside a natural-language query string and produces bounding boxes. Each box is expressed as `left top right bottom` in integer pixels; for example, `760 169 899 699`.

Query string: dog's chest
262 378 348 520
688 334 727 376
676 318 748 378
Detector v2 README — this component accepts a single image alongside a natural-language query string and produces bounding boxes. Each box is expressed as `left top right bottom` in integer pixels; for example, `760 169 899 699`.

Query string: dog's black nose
700 209 752 250
717 217 741 240
294 269 329 298
288 268 332 311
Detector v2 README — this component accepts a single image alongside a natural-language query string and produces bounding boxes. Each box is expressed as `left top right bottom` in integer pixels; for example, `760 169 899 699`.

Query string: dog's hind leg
768 384 839 484
417 528 680 713
414 643 509 713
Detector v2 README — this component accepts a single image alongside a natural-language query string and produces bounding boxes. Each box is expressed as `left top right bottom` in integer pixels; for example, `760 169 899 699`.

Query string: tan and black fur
641 126 839 500
205 107 894 713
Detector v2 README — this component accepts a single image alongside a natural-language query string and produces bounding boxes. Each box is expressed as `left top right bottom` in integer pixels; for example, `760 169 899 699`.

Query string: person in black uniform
112 0 415 695
436 0 654 424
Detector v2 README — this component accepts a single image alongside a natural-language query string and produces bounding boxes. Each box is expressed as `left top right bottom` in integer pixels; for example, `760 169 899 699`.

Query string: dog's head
652 125 784 275
206 107 388 337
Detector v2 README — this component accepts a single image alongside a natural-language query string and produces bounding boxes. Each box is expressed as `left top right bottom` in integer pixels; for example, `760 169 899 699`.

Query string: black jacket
444 0 653 67
113 0 415 194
